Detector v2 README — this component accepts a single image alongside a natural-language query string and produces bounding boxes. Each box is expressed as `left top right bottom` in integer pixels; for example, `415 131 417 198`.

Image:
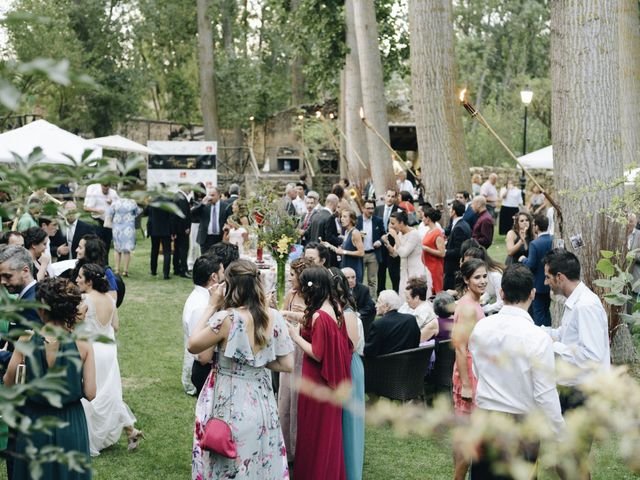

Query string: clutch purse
200 418 237 458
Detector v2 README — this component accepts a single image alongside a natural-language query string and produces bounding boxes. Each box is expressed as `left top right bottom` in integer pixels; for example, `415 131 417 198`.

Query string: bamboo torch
458 88 563 235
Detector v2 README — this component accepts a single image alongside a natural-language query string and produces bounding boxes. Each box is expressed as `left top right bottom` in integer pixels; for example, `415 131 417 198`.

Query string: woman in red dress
287 266 352 480
452 258 487 480
420 207 445 294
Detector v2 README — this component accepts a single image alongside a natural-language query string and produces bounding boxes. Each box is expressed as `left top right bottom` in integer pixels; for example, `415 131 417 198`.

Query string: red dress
294 309 352 480
421 228 444 293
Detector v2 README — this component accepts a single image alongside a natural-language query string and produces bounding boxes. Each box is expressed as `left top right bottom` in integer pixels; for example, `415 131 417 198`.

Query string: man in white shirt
469 264 564 478
541 249 610 406
396 170 415 198
356 199 384 298
181 254 224 395
84 183 119 258
480 173 499 218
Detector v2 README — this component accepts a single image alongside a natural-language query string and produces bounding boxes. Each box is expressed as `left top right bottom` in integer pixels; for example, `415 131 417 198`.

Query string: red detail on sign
180 172 186 178
206 146 213 152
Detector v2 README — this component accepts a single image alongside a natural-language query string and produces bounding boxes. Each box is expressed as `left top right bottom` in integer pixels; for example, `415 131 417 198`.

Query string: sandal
123 271 129 277
127 428 145 452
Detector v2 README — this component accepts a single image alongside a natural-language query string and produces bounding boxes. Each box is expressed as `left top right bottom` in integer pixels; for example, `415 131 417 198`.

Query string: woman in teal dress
3 277 96 480
330 268 365 480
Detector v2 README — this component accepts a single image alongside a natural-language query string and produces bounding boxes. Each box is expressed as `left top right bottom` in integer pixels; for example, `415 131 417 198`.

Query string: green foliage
595 250 640 323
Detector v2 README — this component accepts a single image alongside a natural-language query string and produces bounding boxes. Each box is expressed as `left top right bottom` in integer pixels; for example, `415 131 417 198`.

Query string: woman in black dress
505 212 534 265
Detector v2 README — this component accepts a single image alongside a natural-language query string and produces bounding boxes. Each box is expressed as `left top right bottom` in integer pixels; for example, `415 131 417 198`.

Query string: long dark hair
328 267 356 311
223 259 270 348
456 258 487 295
72 234 107 282
512 212 534 241
80 263 110 293
299 267 343 327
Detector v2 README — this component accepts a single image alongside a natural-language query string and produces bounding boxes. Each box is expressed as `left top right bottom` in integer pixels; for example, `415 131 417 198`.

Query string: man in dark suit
298 191 320 246
59 201 95 260
520 213 553 326
374 189 400 294
364 290 420 357
191 187 229 254
0 245 40 480
444 200 472 290
172 184 192 278
343 267 376 339
147 193 174 279
319 194 342 267
357 199 385 298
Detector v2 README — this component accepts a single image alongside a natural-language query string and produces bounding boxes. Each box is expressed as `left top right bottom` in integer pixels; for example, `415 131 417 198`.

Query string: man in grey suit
191 187 229 254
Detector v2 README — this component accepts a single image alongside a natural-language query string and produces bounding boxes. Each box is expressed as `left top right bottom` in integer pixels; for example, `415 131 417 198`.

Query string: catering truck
146 141 217 189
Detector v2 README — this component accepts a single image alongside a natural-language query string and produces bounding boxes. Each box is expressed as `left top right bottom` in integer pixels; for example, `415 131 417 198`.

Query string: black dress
505 232 528 265
12 335 91 480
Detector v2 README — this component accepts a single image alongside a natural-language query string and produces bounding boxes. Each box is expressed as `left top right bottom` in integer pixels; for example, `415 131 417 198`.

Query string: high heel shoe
127 428 145 451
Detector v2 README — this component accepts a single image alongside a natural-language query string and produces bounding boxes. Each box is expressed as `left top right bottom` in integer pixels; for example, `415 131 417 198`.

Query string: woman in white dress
77 263 143 455
382 210 429 294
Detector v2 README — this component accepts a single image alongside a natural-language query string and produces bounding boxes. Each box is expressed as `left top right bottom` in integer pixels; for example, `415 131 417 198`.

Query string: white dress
395 229 429 294
80 294 136 456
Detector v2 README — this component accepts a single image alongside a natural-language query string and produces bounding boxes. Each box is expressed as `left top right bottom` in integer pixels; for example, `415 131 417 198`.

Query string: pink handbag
200 418 237 458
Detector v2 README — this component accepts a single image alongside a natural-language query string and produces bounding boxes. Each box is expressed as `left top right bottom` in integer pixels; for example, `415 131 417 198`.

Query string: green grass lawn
2 230 639 479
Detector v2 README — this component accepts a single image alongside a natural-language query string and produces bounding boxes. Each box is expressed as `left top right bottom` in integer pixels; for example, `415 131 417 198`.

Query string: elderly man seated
399 276 439 342
364 290 420 357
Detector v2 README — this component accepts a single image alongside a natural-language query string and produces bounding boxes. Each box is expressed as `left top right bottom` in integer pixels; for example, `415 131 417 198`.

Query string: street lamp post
520 88 533 202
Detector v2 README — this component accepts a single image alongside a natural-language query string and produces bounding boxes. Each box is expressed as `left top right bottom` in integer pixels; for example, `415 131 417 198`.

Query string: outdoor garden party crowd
0 169 618 479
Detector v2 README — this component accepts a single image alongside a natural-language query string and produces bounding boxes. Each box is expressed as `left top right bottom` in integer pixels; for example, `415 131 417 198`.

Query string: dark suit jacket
302 208 331 246
321 211 342 266
364 310 420 357
374 204 398 233
69 220 95 260
147 196 175 237
462 204 478 229
4 282 42 358
523 233 553 294
444 219 472 289
192 200 229 246
172 191 192 235
352 283 376 336
356 214 385 263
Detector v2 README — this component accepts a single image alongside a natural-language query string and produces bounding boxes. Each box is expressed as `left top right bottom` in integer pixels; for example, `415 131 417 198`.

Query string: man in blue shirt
520 213 553 326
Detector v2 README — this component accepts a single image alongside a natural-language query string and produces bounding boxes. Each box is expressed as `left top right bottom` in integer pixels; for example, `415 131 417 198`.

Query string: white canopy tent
0 119 102 165
91 134 159 155
518 145 553 170
517 145 638 185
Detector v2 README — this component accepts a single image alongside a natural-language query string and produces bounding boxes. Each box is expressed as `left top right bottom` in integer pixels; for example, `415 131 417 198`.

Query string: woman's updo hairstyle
36 277 82 329
80 263 110 293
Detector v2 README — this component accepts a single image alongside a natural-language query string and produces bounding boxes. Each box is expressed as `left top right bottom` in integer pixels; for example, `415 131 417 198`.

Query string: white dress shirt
84 184 119 221
293 197 306 216
501 187 523 208
542 282 610 386
362 216 373 251
208 201 220 235
480 181 498 204
181 285 210 394
397 179 415 196
470 305 565 437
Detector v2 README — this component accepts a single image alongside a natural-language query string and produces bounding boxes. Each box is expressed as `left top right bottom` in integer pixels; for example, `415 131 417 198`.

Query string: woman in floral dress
108 197 141 276
188 259 294 480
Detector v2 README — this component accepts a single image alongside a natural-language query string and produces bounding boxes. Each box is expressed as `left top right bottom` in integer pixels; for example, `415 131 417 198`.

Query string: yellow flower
276 235 291 256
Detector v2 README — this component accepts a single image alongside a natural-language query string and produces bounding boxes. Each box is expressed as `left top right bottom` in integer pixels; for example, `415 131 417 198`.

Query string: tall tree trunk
619 0 640 169
409 0 469 208
352 0 395 199
344 0 369 186
551 0 624 286
551 0 633 363
290 0 305 106
196 0 220 140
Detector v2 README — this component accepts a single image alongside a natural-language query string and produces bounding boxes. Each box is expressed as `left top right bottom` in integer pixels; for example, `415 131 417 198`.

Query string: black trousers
173 233 189 275
150 235 172 277
377 249 400 294
191 361 213 397
95 223 113 260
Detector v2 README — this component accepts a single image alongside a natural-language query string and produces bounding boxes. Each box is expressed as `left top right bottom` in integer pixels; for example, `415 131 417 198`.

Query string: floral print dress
192 308 294 480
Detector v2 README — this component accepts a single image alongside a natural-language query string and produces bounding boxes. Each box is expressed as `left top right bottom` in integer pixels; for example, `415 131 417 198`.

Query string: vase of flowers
248 187 301 306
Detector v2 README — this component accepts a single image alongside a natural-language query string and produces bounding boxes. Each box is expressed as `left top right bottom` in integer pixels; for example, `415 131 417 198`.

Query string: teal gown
12 334 91 480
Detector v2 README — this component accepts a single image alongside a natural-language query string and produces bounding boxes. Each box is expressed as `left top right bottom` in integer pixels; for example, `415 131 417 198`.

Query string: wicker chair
363 345 435 402
424 339 455 403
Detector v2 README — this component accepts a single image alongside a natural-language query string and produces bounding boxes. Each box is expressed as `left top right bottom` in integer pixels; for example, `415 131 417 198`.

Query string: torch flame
459 88 467 103
359 107 364 120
